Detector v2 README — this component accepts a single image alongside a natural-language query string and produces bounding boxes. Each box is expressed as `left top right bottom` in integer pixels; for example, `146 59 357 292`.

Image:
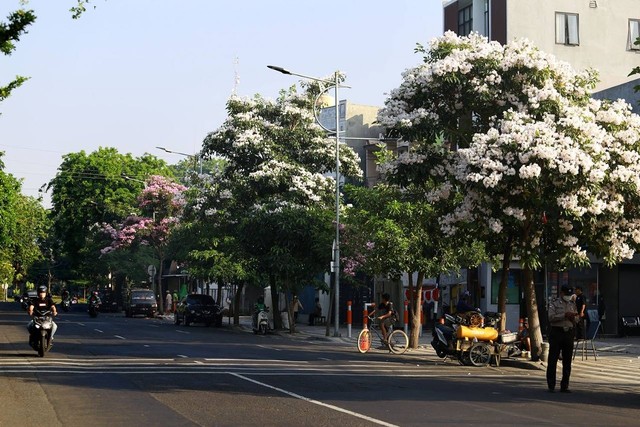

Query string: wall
506 0 640 91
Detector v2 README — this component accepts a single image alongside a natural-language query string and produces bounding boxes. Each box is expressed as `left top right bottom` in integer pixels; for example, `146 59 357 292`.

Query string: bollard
347 300 352 338
404 300 409 334
363 303 369 329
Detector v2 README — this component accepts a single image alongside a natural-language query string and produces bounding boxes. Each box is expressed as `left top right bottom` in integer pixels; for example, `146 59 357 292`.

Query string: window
484 0 489 36
458 4 473 36
630 19 640 51
555 12 579 45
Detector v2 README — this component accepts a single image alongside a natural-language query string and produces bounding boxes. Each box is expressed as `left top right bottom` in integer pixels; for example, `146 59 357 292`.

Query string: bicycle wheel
357 329 372 353
388 329 409 355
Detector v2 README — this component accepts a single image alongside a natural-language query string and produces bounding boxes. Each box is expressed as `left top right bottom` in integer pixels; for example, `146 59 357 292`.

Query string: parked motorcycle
252 308 270 335
28 309 55 357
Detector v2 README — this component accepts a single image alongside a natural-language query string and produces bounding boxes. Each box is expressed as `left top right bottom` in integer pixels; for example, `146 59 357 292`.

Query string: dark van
124 288 157 318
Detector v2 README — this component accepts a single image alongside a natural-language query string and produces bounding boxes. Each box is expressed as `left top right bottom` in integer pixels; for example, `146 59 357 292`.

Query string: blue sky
0 0 442 205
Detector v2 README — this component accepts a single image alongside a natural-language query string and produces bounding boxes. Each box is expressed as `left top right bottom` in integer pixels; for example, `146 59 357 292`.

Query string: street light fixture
268 64 347 337
156 146 202 174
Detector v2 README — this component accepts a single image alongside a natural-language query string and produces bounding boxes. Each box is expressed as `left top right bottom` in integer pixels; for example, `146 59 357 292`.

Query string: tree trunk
498 236 513 332
523 267 543 361
269 275 281 330
157 257 164 313
233 281 244 326
409 271 424 348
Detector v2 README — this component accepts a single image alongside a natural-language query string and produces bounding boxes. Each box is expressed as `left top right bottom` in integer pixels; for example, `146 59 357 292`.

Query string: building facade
443 0 640 110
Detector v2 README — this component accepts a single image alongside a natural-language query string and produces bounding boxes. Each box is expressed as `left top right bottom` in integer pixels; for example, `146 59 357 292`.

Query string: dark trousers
546 326 575 390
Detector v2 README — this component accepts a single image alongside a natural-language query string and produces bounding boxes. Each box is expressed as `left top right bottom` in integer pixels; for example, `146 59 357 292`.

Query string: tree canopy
378 32 640 358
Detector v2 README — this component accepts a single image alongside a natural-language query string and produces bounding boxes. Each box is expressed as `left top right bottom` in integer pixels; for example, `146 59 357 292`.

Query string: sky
0 0 443 206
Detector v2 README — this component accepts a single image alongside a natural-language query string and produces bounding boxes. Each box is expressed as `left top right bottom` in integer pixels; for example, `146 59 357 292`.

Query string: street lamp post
267 65 346 337
156 146 202 174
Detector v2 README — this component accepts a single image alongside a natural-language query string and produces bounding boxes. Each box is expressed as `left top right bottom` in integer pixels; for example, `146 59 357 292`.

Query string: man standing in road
574 286 586 339
547 286 579 393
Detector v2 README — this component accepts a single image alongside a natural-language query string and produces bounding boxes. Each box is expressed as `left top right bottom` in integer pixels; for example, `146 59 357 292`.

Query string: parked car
174 294 222 327
124 288 157 318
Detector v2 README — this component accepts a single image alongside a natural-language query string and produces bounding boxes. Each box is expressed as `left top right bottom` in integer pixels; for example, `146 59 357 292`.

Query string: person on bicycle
376 293 396 344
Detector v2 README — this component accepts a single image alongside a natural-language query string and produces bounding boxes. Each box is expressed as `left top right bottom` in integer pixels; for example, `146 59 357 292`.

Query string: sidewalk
163 313 640 357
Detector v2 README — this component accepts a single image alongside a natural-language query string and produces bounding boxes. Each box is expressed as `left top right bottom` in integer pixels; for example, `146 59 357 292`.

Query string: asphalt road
1 301 639 426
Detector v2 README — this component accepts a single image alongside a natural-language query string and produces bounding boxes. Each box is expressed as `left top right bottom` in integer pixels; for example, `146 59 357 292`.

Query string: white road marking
231 373 398 427
149 325 159 328
176 330 190 334
257 344 281 351
113 335 126 340
318 358 331 361
94 329 103 333
77 323 85 327
177 354 189 358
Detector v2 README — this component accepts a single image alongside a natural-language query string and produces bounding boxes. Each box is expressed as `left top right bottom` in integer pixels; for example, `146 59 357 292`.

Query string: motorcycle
29 309 55 357
252 308 270 335
88 299 100 318
61 298 71 312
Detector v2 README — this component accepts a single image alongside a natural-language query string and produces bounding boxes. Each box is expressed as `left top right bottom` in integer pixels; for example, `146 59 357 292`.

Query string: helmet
37 285 48 293
93 291 99 296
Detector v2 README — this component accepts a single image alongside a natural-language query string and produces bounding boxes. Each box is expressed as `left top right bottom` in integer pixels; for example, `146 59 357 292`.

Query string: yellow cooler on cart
455 325 499 341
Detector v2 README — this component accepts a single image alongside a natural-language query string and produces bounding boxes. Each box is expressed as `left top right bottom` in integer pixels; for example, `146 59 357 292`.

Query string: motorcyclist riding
88 291 101 305
28 285 58 342
253 296 267 328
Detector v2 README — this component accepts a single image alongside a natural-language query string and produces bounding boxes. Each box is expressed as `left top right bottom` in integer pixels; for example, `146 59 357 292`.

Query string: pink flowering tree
379 32 640 359
102 175 187 312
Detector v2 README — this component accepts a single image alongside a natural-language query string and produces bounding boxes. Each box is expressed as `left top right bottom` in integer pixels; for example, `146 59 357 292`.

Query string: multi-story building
443 0 640 110
442 0 640 335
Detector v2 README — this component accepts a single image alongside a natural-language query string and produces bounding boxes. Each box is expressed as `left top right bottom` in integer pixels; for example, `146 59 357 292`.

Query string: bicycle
357 312 409 355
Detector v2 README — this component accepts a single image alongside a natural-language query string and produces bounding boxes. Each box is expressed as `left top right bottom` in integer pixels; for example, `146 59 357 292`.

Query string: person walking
291 296 303 323
547 286 580 393
165 290 173 315
308 298 322 326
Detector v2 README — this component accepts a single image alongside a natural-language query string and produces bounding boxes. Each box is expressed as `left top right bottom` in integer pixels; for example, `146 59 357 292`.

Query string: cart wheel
459 351 472 366
469 342 491 367
468 312 483 327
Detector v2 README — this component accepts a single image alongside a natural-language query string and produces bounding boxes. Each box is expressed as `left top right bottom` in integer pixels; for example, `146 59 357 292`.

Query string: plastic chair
573 320 600 361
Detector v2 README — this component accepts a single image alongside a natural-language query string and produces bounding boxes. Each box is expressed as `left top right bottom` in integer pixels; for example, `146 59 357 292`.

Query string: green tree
0 7 36 108
342 182 485 347
47 147 173 277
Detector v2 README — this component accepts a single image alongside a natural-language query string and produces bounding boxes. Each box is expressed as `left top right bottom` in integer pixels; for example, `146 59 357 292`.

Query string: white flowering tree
197 86 362 331
102 175 187 313
379 32 640 359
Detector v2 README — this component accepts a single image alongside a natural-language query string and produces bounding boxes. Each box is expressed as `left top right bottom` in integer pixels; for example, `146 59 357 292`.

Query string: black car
174 294 222 327
124 288 157 318
99 290 119 312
